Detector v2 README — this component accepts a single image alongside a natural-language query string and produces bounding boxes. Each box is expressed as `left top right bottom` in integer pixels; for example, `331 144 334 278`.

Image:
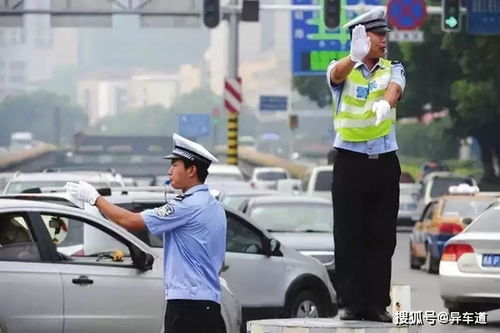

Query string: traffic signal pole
218 1 466 166
225 0 240 165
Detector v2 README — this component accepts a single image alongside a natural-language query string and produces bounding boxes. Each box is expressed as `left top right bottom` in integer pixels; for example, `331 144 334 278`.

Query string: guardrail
0 144 57 171
238 146 311 179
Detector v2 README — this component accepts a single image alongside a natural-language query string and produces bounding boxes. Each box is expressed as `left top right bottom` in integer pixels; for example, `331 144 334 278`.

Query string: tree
387 15 463 118
442 33 500 182
0 91 86 146
292 75 332 108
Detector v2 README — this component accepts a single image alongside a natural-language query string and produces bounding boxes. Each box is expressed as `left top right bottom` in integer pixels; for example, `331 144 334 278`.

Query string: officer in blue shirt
326 8 405 322
65 133 227 333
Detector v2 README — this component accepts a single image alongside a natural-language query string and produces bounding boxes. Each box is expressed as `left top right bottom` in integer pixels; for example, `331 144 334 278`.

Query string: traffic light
323 0 341 29
442 0 461 32
203 0 220 29
242 0 259 22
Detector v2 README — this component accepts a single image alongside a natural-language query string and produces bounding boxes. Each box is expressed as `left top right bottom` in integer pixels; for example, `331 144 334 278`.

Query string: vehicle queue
1 164 500 332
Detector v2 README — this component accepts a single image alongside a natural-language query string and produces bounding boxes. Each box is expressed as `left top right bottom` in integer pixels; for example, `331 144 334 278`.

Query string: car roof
247 195 331 205
221 189 278 196
441 194 496 201
208 164 242 174
311 165 332 172
253 167 287 173
10 172 112 182
422 171 470 182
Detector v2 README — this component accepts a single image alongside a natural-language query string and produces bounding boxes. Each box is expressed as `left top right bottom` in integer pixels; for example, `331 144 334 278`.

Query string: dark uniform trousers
164 299 223 333
332 148 400 308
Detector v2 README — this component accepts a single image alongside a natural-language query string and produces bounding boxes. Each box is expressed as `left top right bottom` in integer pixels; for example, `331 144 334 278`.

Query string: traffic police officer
65 133 227 333
326 8 405 322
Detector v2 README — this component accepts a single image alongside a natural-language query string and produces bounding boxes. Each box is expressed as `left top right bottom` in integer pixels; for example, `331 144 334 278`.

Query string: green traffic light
445 16 458 28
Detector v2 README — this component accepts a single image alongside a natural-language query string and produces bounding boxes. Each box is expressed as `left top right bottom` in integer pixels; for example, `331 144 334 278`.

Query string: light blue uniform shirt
326 59 406 155
141 184 227 303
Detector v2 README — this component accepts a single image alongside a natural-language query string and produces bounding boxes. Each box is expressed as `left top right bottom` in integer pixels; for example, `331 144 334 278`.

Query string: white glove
372 100 391 126
64 181 100 205
350 25 371 62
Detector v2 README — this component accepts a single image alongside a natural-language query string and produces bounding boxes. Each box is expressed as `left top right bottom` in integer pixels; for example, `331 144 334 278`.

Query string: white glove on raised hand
350 25 371 62
372 100 391 126
64 181 100 205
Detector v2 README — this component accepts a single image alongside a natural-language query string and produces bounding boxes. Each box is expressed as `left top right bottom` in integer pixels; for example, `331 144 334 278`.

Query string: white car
3 171 124 194
398 183 419 225
207 164 245 182
0 197 241 333
250 167 291 190
303 166 332 201
440 205 500 313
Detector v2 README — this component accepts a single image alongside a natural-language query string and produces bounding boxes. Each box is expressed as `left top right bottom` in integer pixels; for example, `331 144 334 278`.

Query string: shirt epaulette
174 193 193 201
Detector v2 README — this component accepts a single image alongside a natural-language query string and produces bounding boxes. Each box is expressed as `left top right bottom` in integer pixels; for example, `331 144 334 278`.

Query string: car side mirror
462 217 473 226
133 249 154 271
265 238 281 257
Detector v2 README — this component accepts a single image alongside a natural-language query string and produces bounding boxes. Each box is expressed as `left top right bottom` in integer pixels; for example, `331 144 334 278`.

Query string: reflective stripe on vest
333 58 395 142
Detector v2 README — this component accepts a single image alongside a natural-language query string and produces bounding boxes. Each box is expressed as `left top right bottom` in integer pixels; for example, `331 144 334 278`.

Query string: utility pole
226 0 240 165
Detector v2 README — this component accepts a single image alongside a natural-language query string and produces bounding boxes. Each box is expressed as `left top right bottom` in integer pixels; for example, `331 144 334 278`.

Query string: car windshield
249 202 333 232
5 181 109 193
442 198 493 220
430 177 473 198
314 170 333 191
256 171 287 181
467 208 500 233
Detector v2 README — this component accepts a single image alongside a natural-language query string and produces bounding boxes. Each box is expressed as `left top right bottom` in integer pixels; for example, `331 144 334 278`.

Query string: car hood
271 231 334 251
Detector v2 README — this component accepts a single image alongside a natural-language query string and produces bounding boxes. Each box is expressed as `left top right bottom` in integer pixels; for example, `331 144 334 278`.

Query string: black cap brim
368 26 391 33
164 153 181 160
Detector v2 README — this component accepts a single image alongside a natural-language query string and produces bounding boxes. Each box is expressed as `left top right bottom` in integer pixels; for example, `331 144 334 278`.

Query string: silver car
0 197 241 333
239 195 335 286
3 171 124 194
85 191 338 326
439 205 500 313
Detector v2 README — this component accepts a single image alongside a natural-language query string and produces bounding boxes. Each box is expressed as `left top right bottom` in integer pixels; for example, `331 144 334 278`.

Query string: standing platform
247 318 421 333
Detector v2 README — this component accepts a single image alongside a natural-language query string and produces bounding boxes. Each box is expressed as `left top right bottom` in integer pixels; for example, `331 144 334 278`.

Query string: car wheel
286 290 325 318
410 243 422 269
425 250 439 274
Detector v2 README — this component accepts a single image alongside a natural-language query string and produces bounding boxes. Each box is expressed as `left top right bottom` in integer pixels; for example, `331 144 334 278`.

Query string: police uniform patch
155 204 174 217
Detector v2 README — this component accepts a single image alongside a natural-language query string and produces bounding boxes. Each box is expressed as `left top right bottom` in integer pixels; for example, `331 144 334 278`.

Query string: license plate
482 254 500 267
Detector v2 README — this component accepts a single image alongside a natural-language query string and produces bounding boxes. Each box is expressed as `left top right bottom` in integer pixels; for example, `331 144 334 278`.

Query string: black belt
336 148 396 160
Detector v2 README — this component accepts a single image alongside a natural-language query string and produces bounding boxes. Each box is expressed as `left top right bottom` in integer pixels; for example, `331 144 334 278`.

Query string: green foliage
393 16 462 117
0 91 85 146
396 118 459 161
292 76 332 108
400 163 421 181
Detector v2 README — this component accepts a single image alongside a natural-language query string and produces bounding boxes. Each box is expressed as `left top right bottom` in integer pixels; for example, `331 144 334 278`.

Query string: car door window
226 213 264 254
0 213 40 261
40 213 134 267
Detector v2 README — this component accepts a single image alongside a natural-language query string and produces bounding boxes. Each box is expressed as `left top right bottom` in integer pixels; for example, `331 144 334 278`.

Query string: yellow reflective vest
333 58 396 142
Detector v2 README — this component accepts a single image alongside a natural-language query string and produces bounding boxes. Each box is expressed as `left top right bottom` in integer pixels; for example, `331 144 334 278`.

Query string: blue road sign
260 95 288 111
292 0 380 76
468 0 500 35
178 114 211 138
387 0 427 30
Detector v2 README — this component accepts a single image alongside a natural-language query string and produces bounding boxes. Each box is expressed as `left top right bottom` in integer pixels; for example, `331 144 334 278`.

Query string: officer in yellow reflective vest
326 8 405 322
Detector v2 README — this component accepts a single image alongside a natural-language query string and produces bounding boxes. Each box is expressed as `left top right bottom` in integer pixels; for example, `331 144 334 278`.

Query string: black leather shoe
340 307 364 320
363 308 392 322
